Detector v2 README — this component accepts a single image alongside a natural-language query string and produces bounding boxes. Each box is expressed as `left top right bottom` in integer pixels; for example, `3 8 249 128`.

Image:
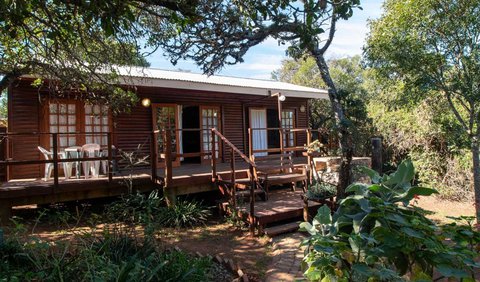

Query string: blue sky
147 1 383 80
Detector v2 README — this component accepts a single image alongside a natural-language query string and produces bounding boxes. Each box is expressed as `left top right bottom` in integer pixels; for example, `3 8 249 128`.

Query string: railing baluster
279 128 284 154
211 129 217 180
248 128 253 157
107 133 113 183
164 130 172 187
150 131 158 182
52 133 59 191
230 148 236 209
249 164 255 237
307 129 313 181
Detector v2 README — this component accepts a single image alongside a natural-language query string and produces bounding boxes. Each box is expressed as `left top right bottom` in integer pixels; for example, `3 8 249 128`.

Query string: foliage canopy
364 0 480 221
301 160 480 281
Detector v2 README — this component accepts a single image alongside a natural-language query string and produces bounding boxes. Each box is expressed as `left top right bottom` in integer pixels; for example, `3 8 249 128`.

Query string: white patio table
64 146 82 179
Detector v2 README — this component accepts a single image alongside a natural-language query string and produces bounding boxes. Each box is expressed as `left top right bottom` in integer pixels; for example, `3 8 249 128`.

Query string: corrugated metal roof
116 66 328 99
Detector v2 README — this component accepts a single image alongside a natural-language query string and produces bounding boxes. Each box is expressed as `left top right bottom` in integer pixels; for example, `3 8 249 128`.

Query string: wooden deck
0 157 309 224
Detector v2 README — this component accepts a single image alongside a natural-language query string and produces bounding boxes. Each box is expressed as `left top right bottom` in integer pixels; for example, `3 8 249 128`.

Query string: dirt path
158 222 271 281
414 195 475 223
265 232 305 282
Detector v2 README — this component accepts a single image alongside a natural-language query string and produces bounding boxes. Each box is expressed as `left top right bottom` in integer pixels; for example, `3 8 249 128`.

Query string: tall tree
159 0 362 197
365 0 480 223
0 0 198 111
273 56 374 156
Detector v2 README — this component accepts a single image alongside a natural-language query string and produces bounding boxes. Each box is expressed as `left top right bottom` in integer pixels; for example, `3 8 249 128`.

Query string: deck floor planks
237 189 322 225
0 157 308 207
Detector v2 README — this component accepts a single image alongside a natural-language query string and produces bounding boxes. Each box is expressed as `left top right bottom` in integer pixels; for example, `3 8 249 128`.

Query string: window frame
281 109 296 148
41 99 113 150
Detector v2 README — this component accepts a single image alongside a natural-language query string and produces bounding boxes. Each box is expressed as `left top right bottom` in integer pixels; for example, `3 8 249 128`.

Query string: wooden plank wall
117 86 310 162
8 81 310 179
8 81 42 179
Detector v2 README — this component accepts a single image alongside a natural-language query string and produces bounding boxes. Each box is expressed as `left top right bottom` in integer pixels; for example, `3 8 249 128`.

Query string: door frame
199 105 222 164
152 103 180 167
248 107 268 156
281 108 297 148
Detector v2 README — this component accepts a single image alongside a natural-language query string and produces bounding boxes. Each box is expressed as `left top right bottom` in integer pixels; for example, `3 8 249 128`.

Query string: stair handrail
211 128 256 236
211 128 256 169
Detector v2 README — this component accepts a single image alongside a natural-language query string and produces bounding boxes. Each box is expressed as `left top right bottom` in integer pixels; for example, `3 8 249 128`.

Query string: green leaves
315 205 332 225
301 161 480 281
383 159 415 187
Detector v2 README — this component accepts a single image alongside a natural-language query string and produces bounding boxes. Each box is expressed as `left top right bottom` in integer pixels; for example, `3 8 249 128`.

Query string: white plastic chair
81 143 101 178
38 146 72 181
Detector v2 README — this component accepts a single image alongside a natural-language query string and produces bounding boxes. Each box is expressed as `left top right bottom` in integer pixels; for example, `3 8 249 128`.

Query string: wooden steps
236 189 265 198
236 189 325 237
264 222 300 237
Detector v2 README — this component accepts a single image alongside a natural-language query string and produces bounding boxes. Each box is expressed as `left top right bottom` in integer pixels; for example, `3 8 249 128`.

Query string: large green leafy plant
300 160 480 281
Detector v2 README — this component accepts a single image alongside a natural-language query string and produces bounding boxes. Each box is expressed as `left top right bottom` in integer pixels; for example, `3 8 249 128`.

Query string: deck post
278 97 284 154
307 129 313 178
164 130 175 206
150 131 158 182
249 164 255 236
107 133 113 184
52 133 59 191
211 129 217 180
230 148 236 209
248 128 253 157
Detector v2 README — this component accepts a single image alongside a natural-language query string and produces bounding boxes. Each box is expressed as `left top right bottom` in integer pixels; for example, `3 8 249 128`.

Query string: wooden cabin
0 67 328 227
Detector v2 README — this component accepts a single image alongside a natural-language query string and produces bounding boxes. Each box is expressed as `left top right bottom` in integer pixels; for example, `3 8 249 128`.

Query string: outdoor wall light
300 105 306 112
141 98 151 107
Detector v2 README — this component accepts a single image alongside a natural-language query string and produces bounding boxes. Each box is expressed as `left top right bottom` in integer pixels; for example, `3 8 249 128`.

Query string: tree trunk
471 138 480 226
313 54 353 199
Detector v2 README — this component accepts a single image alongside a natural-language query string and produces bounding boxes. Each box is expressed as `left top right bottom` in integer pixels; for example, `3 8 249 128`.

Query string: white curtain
250 109 268 156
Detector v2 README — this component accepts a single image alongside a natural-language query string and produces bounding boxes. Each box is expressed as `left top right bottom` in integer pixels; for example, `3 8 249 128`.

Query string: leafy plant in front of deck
0 229 215 281
300 160 480 281
305 180 336 201
117 143 149 193
157 198 211 228
106 191 211 230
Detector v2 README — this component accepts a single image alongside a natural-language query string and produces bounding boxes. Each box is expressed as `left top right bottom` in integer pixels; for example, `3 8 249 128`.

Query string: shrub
0 232 214 281
105 191 211 229
158 199 211 228
305 180 336 201
300 160 480 281
105 189 164 226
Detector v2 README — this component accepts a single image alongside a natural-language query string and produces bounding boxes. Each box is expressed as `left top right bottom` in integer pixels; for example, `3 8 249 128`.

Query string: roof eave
120 77 328 100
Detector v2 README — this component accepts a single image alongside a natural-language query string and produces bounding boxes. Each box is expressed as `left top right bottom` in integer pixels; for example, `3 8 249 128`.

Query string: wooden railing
248 127 331 163
158 128 216 189
0 131 156 190
211 128 257 236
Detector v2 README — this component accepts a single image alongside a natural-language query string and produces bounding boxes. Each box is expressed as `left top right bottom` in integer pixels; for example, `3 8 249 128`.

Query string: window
47 101 111 150
85 104 110 146
48 102 77 150
282 110 295 147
